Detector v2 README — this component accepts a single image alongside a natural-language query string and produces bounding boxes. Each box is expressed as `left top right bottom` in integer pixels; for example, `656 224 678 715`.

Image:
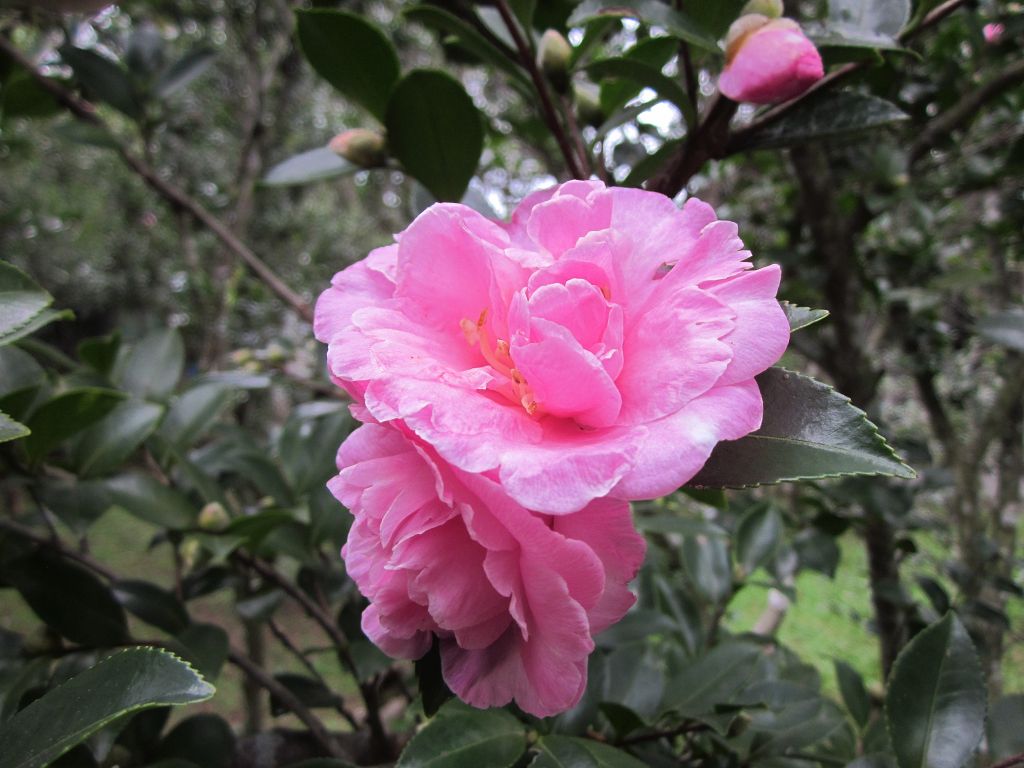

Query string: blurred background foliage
0 0 1022 766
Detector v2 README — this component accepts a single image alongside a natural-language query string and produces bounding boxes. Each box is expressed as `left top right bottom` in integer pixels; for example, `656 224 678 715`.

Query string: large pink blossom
315 180 789 514
718 15 824 104
330 422 645 717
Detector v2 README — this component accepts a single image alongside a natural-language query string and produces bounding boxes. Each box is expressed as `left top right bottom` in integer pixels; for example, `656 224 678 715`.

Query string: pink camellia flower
315 180 789 514
983 23 1005 44
718 14 824 104
331 422 645 717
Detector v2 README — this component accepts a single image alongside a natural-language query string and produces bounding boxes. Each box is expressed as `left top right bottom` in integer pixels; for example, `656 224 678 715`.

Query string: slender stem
561 92 593 177
0 35 313 324
991 752 1024 768
492 0 585 178
228 648 341 757
617 721 707 746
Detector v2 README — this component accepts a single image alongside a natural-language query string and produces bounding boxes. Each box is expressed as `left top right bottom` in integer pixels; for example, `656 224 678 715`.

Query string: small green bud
741 0 783 18
198 502 230 531
573 82 604 127
328 129 388 168
537 29 573 93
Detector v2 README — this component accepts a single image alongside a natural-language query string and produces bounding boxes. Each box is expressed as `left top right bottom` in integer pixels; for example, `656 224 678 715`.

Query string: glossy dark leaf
396 707 526 767
113 580 190 634
567 0 718 51
156 714 234 768
885 613 985 768
4 551 128 647
61 47 142 120
834 659 871 728
587 57 689 112
269 674 337 717
118 329 184 402
0 648 213 768
0 308 73 347
690 368 914 488
0 409 29 444
70 400 165 477
415 640 453 717
77 333 121 377
172 624 229 682
105 473 197 530
663 641 764 715
682 533 732 604
532 735 647 767
262 147 357 187
735 504 783 576
0 261 52 342
783 301 830 332
385 70 484 202
23 388 126 462
295 9 400 121
737 93 908 151
158 383 233 450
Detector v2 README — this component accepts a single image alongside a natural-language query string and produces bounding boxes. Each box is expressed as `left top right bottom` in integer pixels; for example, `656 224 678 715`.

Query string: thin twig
0 35 313 324
561 92 593 177
492 0 585 178
617 720 708 746
992 753 1024 768
0 517 116 580
228 648 342 757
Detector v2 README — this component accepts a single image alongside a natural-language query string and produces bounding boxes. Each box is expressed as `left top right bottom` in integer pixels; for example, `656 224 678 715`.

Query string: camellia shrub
0 1 1021 767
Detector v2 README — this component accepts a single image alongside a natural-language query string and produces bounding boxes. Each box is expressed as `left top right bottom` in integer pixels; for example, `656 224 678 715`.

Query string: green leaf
113 580 190 634
735 504 783 576
0 409 29 444
69 400 165 478
532 735 647 767
118 329 184 401
105 473 197 530
172 624 228 682
262 147 358 187
737 92 908 151
1 71 61 121
976 308 1024 351
403 6 531 90
834 659 870 728
663 641 765 715
567 0 718 52
0 261 52 342
636 513 727 538
783 301 830 332
686 0 746 40
885 613 986 768
153 47 216 100
415 640 453 717
282 761 358 768
595 36 677 116
158 383 233 450
4 551 128 647
77 333 121 377
0 309 73 348
295 9 400 121
385 70 484 202
586 57 689 113
396 707 526 768
689 368 914 488
0 648 213 768
61 47 142 121
682 533 732 604
23 388 126 463
156 714 234 768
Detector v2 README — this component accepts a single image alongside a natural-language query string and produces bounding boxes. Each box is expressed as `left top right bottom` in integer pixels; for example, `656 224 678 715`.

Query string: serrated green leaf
23 388 126 462
386 70 483 202
295 9 400 121
976 308 1024 351
262 147 357 187
0 409 29 443
0 648 213 768
736 92 908 151
567 0 718 52
690 368 914 488
532 735 647 767
663 641 765 715
0 309 72 347
0 261 52 342
158 383 233 450
783 301 830 332
70 400 165 477
885 613 986 768
396 707 526 767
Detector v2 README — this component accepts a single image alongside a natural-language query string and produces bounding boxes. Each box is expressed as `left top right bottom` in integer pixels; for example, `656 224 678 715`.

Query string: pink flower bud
328 129 387 168
983 23 1005 44
719 15 824 105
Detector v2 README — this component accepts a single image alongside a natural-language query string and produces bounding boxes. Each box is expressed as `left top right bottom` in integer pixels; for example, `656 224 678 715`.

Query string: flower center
460 309 539 416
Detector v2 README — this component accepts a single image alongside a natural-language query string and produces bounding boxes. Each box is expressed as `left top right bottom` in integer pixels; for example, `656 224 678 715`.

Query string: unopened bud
573 82 603 127
198 502 230 531
537 29 572 94
741 0 783 19
328 129 387 168
264 342 287 364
